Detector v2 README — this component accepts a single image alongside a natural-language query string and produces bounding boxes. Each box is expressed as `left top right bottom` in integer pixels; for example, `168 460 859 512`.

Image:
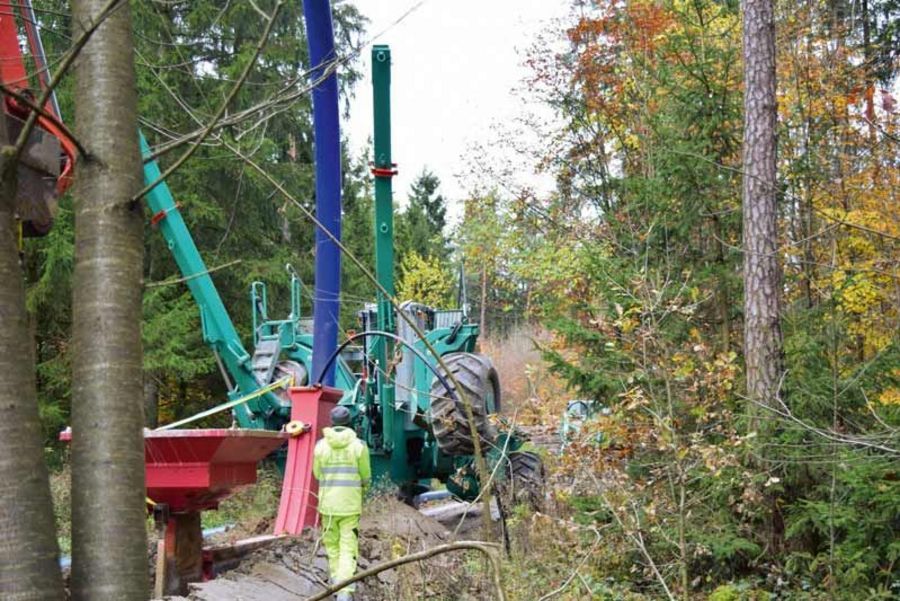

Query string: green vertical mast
372 45 396 449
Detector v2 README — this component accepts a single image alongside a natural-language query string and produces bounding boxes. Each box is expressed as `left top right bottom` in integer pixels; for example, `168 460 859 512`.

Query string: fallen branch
303 541 506 601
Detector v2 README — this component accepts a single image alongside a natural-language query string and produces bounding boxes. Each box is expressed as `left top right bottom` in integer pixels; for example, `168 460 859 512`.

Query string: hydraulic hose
313 330 458 403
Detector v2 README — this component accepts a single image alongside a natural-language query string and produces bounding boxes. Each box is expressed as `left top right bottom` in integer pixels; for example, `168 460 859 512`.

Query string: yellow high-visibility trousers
321 513 360 591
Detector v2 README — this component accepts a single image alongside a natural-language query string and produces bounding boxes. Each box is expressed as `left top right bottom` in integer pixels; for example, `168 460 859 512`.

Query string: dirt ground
169 498 495 601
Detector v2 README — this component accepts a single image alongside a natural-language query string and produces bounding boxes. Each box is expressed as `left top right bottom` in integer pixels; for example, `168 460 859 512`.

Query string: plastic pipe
304 0 342 386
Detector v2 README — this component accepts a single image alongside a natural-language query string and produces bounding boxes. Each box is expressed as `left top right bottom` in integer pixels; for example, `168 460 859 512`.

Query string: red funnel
60 429 287 513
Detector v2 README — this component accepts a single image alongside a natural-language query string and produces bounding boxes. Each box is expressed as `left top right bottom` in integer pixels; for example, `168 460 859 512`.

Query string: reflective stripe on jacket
312 426 371 516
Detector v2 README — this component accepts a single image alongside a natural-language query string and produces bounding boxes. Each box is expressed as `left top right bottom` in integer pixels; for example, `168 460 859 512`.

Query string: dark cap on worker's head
330 406 351 427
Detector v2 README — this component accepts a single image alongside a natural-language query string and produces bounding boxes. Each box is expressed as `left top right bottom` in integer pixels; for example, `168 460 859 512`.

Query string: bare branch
303 541 506 601
745 385 900 456
0 84 88 157
132 0 285 203
144 259 242 288
142 0 429 163
536 526 603 601
13 0 127 159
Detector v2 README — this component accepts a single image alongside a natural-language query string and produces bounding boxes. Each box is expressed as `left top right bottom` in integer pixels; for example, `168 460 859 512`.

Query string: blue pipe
304 0 343 387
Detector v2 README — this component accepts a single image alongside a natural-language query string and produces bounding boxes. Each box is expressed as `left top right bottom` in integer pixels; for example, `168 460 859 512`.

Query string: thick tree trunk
0 147 65 599
70 1 148 598
741 0 783 420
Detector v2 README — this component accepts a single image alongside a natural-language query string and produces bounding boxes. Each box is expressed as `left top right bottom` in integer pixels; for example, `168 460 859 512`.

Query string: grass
201 463 281 534
49 464 71 555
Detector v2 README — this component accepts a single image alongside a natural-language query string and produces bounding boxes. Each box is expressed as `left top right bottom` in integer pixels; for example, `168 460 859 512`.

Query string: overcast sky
344 0 570 218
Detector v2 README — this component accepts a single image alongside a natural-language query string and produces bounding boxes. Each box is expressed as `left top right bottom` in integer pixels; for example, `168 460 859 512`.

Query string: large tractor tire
429 352 500 456
504 450 546 511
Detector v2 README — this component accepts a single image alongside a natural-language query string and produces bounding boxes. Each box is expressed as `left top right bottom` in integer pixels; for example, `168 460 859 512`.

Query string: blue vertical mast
303 0 343 386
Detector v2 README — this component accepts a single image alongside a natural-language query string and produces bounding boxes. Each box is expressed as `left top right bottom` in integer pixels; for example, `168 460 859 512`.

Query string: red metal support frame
274 385 342 534
60 428 287 595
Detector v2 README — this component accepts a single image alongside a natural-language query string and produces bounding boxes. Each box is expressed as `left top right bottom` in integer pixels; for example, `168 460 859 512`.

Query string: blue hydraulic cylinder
304 0 343 386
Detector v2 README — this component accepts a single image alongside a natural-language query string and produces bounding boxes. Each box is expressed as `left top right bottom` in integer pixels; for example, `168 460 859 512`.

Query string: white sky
344 0 569 220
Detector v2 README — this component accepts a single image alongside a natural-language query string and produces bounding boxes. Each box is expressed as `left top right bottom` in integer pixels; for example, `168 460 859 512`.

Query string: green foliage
142 288 215 379
396 168 449 261
202 465 281 531
396 252 455 307
24 0 370 438
339 152 377 328
49 465 71 555
500 0 900 598
707 582 771 601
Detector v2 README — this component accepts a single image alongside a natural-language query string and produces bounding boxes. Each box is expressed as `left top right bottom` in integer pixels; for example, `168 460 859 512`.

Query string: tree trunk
144 373 159 429
742 0 785 553
741 0 783 420
70 0 149 598
0 146 65 598
480 264 488 339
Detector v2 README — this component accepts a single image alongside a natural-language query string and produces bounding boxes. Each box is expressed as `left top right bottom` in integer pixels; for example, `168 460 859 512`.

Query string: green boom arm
140 132 283 428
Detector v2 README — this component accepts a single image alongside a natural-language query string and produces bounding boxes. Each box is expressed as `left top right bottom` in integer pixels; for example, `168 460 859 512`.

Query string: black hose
313 330 458 402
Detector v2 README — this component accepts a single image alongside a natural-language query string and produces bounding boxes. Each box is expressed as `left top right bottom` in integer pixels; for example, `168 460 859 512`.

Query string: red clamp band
370 162 398 178
150 204 180 226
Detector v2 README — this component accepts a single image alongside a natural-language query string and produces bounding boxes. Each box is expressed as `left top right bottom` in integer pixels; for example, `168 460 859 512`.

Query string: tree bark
144 373 159 429
480 264 488 338
741 0 783 421
0 145 65 598
70 0 149 598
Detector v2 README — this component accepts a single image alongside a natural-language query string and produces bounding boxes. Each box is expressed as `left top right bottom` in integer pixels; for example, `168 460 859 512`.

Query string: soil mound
176 498 466 600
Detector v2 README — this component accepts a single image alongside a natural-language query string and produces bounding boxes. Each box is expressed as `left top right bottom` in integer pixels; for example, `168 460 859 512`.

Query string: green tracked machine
140 45 543 504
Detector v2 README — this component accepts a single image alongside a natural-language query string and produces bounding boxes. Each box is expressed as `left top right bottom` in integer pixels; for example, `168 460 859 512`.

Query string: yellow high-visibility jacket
312 426 371 516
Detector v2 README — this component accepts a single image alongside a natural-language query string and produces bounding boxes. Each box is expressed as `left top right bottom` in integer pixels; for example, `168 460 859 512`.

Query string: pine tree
397 168 448 261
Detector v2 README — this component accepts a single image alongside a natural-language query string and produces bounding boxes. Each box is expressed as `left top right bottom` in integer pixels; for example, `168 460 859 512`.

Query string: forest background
18 0 900 599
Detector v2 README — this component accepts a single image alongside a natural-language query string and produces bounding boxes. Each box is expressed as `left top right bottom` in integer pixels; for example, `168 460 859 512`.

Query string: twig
142 0 428 163
141 59 338 163
131 0 285 203
144 259 242 288
749 396 900 456
303 541 506 601
13 0 127 160
588 472 677 601
536 526 602 601
811 206 900 243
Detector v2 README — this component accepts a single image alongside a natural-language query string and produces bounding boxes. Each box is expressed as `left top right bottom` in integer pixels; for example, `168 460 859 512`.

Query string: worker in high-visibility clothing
313 405 371 601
